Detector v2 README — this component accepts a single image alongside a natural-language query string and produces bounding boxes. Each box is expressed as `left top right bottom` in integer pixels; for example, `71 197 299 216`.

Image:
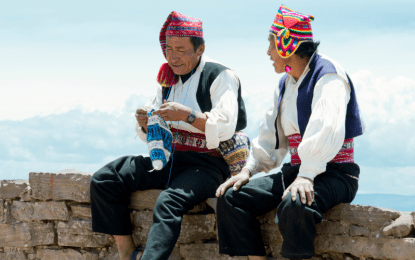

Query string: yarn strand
166 69 194 187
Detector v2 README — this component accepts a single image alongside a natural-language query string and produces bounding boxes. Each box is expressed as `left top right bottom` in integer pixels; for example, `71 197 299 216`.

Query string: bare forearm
190 111 207 132
177 106 207 132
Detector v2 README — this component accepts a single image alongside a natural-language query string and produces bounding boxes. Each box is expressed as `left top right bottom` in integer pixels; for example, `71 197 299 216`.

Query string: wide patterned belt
288 133 354 167
170 128 250 176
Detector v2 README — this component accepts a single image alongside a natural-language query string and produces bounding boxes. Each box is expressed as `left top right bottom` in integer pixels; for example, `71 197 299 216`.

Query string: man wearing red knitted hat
89 11 249 260
216 5 365 259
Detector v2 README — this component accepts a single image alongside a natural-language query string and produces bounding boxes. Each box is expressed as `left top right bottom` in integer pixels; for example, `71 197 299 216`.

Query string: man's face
166 36 204 75
267 34 285 74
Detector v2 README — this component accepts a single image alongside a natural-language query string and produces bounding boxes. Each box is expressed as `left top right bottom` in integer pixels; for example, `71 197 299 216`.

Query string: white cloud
0 79 157 121
1 70 415 194
350 70 415 166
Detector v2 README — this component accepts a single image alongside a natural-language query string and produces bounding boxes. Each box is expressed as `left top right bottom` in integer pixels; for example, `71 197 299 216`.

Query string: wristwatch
186 109 196 124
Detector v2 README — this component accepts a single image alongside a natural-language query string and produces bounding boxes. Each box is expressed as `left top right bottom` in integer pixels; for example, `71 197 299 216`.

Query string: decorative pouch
217 131 251 176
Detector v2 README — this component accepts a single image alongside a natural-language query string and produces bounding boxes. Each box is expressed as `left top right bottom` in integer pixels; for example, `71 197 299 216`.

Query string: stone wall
1 172 414 260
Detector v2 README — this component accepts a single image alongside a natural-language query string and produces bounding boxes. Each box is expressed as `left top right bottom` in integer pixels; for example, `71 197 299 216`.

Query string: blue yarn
147 109 173 169
150 149 168 167
147 124 173 153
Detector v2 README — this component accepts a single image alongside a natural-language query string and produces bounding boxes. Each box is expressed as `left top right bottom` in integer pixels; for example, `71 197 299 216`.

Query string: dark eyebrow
166 45 185 50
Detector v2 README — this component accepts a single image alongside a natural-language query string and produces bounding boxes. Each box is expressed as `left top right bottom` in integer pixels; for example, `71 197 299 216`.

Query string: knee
90 165 121 194
90 170 103 190
217 188 238 210
277 192 305 217
153 190 186 216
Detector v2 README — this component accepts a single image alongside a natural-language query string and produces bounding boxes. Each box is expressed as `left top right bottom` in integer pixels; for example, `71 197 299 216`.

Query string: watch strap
186 109 196 124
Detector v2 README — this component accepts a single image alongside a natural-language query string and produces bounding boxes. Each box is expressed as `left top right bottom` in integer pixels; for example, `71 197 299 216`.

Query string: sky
1 0 415 196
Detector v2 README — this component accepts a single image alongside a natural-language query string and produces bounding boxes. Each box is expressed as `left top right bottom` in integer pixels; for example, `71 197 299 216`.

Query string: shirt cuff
204 112 220 149
135 123 148 143
298 163 326 180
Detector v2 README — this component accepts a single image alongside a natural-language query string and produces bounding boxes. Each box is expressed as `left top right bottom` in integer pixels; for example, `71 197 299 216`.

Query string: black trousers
217 163 359 259
90 151 228 260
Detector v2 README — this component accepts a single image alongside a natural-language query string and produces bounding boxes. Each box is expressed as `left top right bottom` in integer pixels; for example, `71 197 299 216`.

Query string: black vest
162 62 247 131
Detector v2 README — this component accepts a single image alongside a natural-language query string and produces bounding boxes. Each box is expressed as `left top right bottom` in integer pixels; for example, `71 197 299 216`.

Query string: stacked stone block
1 173 415 260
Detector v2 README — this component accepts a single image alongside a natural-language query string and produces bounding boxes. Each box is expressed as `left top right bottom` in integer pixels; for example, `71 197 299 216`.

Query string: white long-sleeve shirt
135 55 240 150
245 53 358 180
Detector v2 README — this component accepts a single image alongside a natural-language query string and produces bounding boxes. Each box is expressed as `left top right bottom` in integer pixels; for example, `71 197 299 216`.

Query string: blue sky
1 0 415 195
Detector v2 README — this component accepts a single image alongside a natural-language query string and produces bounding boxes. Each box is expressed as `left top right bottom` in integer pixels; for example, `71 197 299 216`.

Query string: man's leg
217 164 299 257
140 166 223 260
277 163 359 259
90 155 171 260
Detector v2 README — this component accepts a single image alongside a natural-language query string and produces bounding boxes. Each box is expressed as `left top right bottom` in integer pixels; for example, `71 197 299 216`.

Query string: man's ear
196 44 205 57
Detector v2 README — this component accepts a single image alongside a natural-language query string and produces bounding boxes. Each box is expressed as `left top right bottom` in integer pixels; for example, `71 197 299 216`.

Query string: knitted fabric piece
147 110 173 170
270 5 314 58
170 128 250 176
157 11 203 87
288 134 354 166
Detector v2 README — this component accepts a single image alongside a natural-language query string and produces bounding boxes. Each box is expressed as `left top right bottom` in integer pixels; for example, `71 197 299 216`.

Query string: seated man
90 11 248 260
216 5 365 260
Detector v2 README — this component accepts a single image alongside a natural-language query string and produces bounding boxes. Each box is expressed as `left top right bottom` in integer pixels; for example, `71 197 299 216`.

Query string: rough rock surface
315 234 415 259
2 172 415 260
3 201 12 224
257 208 278 224
0 251 27 260
130 189 207 213
179 214 216 243
0 199 3 222
323 204 402 231
57 219 113 247
29 172 92 202
36 248 99 260
180 243 248 260
349 225 371 237
71 205 92 219
11 201 69 221
0 222 55 247
316 221 350 235
383 213 415 238
261 224 282 246
0 180 29 199
130 190 163 211
131 211 216 245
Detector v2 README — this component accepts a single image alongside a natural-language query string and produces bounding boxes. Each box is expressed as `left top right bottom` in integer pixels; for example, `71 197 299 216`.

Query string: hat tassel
157 63 178 87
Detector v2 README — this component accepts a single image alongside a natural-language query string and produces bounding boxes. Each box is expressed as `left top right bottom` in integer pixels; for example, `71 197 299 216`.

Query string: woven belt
170 128 250 176
288 134 354 166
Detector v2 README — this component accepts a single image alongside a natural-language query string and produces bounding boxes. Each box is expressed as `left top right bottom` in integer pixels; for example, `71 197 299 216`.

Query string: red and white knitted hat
157 11 203 87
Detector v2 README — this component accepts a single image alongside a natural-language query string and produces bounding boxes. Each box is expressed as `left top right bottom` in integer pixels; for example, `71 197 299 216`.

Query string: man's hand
135 106 150 132
152 100 190 122
282 176 314 206
216 168 251 197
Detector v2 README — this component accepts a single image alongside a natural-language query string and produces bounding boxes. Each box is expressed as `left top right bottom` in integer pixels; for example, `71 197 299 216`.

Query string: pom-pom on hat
157 11 203 87
270 5 314 58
